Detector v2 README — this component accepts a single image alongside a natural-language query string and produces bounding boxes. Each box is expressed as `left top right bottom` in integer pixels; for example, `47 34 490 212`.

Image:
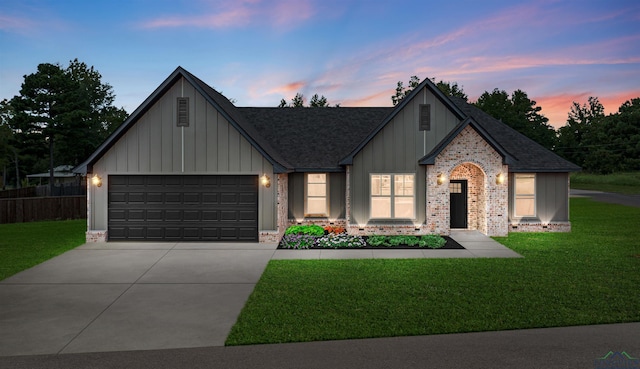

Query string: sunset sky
1 0 639 128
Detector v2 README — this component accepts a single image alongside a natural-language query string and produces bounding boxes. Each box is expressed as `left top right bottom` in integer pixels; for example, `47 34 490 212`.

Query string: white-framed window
370 174 415 219
305 173 328 217
514 173 536 217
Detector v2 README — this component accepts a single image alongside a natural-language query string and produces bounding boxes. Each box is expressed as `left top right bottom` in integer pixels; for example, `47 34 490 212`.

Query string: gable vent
177 97 189 127
419 104 431 131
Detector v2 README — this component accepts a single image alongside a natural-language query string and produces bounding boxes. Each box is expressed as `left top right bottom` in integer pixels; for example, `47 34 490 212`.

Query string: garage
108 175 259 241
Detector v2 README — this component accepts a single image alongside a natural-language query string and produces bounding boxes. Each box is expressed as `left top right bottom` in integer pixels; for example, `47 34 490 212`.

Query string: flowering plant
316 234 366 249
280 234 316 249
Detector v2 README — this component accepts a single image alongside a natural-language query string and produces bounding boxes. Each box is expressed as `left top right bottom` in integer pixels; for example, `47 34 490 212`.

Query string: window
371 174 415 219
515 174 536 217
305 173 328 217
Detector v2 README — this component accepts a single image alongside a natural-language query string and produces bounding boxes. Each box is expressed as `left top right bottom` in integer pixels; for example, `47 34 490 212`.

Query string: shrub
280 234 316 249
420 235 447 248
323 225 346 234
285 224 325 236
316 234 367 249
366 235 389 247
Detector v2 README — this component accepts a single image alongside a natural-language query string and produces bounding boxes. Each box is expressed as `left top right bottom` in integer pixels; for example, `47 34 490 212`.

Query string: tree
278 92 333 107
7 59 127 189
561 97 640 173
474 88 557 150
435 80 468 101
556 97 605 168
391 76 468 105
309 93 328 107
0 100 16 188
391 75 420 105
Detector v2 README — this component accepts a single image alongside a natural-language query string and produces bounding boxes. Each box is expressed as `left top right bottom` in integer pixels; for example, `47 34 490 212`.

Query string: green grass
571 171 640 194
0 219 86 280
226 198 640 345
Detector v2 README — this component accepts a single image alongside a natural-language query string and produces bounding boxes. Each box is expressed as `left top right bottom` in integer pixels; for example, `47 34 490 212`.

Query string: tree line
2 62 637 191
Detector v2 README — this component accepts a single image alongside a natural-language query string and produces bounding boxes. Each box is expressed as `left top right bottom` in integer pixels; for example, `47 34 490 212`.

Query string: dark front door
450 180 468 229
108 175 259 242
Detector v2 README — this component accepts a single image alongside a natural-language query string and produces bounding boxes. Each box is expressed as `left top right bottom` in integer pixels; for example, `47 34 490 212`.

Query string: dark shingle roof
75 67 579 175
448 97 581 172
240 107 392 171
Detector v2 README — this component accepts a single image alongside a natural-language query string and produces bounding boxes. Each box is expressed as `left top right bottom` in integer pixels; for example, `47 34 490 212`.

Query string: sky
1 0 639 129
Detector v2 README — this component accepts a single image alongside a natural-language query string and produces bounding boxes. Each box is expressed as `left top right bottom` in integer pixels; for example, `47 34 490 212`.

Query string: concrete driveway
0 242 278 356
0 233 517 357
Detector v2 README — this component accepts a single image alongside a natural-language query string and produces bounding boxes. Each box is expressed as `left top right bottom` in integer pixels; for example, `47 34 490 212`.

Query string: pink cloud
140 0 316 30
536 90 640 129
267 81 306 96
340 90 392 107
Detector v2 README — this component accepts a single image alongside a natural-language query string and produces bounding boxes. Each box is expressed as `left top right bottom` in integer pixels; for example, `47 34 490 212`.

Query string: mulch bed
277 236 465 250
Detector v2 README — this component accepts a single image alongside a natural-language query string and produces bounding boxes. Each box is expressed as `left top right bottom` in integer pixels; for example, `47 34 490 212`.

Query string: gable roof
240 107 391 171
75 68 579 175
74 67 293 174
448 97 581 172
418 116 516 165
339 77 466 165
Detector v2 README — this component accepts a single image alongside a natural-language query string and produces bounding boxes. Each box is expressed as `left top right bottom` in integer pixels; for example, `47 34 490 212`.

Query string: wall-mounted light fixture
91 174 102 187
260 174 271 188
437 173 446 185
496 172 505 185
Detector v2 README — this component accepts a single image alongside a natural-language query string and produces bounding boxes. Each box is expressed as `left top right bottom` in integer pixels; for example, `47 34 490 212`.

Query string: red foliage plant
323 225 346 234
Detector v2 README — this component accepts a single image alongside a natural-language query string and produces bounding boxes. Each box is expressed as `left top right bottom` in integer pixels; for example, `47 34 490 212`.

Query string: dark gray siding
508 172 570 222
350 87 460 225
288 172 346 220
91 77 275 232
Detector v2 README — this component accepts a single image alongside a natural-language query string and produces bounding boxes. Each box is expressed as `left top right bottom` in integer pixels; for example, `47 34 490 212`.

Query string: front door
450 180 468 229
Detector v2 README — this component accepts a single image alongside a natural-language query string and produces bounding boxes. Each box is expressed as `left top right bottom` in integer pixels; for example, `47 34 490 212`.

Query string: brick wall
426 125 509 236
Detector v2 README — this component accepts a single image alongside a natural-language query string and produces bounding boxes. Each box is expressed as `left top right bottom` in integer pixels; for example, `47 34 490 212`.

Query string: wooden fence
0 196 86 224
0 187 37 199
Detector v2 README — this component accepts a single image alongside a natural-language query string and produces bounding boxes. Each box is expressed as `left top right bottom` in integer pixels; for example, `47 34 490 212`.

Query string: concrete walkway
0 232 519 357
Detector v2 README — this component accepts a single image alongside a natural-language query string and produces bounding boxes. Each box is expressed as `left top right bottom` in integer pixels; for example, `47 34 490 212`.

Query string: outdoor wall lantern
91 174 102 187
437 173 446 185
496 172 505 185
260 174 271 188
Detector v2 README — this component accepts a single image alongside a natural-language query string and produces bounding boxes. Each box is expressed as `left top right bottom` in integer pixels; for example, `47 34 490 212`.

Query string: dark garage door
108 175 258 241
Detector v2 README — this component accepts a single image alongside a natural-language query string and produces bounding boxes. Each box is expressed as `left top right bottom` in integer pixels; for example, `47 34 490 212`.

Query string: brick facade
509 222 571 233
426 126 509 237
86 230 107 242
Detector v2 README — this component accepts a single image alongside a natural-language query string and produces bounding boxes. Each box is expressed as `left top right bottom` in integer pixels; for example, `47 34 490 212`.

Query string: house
74 67 580 242
27 165 78 185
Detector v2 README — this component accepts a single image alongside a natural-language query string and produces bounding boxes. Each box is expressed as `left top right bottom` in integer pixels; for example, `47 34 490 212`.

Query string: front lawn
0 219 86 281
226 198 640 345
571 171 640 194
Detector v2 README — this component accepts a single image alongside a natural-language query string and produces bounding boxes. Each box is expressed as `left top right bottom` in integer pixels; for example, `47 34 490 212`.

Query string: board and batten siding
350 87 461 226
288 172 346 221
89 77 276 233
508 172 570 223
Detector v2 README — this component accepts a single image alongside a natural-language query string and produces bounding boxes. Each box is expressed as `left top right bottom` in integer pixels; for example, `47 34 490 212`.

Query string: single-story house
27 165 78 185
74 67 580 243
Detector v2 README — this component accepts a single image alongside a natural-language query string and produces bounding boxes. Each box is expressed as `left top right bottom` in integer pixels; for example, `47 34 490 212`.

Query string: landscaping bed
278 225 464 250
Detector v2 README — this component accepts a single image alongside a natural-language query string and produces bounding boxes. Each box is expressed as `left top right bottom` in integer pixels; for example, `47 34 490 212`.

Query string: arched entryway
450 163 487 234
